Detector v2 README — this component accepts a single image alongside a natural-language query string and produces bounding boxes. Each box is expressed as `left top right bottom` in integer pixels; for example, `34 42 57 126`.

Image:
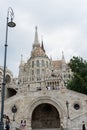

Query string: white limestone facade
0 27 87 130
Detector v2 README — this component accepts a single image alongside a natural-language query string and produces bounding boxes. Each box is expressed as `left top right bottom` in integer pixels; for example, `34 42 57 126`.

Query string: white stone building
0 27 87 130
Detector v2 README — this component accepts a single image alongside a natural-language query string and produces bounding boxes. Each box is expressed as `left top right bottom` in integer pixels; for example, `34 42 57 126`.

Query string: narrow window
36 60 39 67
46 61 48 67
32 70 34 75
32 61 34 68
42 60 44 67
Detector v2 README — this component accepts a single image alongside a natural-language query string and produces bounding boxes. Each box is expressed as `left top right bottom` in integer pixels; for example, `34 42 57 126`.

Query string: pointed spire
61 51 66 71
62 51 66 65
62 51 65 60
41 36 45 52
33 26 40 49
20 54 24 66
34 26 38 44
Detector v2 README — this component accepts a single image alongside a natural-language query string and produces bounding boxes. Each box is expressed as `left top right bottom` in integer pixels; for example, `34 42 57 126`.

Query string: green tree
67 56 87 95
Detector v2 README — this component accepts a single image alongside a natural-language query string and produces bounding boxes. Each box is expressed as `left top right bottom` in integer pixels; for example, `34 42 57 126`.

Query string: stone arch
6 74 11 84
26 96 66 129
31 103 60 129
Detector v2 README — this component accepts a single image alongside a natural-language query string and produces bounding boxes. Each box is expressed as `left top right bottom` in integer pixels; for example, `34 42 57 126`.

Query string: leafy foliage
67 56 87 95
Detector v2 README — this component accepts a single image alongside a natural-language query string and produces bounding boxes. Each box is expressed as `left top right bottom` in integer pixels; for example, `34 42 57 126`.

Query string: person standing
20 120 24 129
20 120 26 129
23 120 26 127
82 121 86 130
5 116 10 130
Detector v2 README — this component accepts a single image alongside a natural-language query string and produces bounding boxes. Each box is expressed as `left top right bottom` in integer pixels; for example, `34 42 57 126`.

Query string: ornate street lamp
66 101 70 119
0 7 16 130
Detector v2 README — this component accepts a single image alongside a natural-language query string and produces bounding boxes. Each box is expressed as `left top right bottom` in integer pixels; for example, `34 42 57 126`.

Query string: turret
19 54 25 77
61 51 66 71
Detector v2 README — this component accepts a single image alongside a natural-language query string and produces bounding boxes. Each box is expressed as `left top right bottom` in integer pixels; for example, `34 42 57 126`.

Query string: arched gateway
31 103 60 129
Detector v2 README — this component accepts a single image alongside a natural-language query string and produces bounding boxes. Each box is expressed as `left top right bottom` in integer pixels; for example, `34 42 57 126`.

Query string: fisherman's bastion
0 27 87 130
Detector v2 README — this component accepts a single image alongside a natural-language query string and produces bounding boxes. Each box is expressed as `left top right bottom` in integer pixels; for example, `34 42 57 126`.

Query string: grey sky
0 0 87 77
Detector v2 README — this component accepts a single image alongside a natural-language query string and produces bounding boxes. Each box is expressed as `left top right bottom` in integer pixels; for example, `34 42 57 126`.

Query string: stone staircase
32 128 82 130
16 128 81 130
32 128 70 130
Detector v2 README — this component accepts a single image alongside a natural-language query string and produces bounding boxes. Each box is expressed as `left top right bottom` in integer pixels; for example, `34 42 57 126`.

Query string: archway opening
7 88 17 98
6 75 11 84
31 103 60 129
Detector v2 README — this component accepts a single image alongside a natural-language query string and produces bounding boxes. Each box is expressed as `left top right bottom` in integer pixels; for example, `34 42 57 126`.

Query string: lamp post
66 101 69 119
66 101 70 129
0 7 16 130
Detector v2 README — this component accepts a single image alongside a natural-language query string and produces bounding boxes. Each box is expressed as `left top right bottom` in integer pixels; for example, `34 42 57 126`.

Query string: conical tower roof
33 26 40 49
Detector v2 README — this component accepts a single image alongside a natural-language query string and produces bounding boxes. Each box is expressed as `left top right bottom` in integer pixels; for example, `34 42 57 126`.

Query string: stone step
33 128 68 130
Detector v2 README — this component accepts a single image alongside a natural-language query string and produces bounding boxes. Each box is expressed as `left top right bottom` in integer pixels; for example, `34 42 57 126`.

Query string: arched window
32 70 34 75
36 69 40 75
6 75 11 83
46 61 48 67
41 69 44 75
36 60 39 67
32 61 34 68
42 60 44 67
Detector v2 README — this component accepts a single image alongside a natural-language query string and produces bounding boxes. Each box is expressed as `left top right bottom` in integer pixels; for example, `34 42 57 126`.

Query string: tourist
23 120 26 127
5 116 10 130
20 120 26 129
20 120 24 129
82 121 86 130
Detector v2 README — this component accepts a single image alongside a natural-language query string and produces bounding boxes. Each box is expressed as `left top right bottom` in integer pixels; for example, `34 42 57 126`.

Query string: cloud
0 0 87 76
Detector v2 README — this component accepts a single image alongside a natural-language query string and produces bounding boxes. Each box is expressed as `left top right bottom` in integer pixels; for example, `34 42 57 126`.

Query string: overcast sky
0 0 87 77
